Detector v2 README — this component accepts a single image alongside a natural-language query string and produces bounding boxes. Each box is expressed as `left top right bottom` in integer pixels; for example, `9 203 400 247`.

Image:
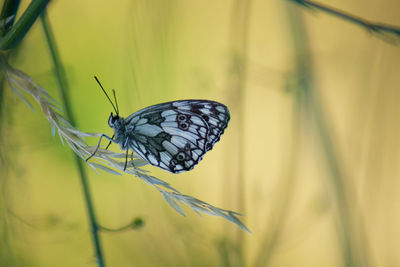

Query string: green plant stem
0 2 20 263
285 3 368 267
40 12 105 267
0 0 49 50
225 0 252 265
253 96 301 267
0 0 20 34
0 62 15 267
99 218 144 232
290 0 400 44
99 224 132 232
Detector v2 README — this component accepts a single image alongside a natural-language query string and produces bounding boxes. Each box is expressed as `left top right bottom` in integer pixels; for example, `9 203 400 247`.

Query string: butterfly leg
123 149 129 171
86 134 117 162
130 152 135 169
105 134 115 150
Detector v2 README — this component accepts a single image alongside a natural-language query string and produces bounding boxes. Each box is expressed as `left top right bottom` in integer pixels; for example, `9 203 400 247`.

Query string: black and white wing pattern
125 100 230 173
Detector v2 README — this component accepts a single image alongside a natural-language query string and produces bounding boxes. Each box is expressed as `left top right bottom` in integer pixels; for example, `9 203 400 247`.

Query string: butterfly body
107 100 230 173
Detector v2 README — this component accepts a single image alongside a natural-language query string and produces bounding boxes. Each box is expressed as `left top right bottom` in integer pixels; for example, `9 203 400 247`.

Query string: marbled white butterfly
87 77 230 173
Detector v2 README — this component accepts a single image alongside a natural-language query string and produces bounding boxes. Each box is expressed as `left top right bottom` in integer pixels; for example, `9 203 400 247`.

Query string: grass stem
285 3 368 267
253 96 302 267
0 0 20 34
290 0 400 45
40 11 105 267
223 0 253 265
0 0 49 50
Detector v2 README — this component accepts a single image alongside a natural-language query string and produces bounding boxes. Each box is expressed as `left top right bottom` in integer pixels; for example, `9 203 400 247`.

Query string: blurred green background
1 0 400 266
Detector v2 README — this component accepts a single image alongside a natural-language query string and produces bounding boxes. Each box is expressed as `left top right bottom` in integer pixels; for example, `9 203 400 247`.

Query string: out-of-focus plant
290 0 400 45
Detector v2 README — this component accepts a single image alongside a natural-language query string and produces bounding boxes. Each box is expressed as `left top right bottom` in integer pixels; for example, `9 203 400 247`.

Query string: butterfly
86 77 230 173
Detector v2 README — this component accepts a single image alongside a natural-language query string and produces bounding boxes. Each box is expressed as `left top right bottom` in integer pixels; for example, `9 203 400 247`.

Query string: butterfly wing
126 100 230 173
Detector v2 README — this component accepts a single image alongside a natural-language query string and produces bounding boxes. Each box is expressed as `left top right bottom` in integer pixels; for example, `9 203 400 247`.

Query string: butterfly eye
108 113 119 127
108 113 114 126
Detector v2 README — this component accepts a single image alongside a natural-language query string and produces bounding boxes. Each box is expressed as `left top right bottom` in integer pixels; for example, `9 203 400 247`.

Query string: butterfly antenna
112 89 119 114
94 76 119 115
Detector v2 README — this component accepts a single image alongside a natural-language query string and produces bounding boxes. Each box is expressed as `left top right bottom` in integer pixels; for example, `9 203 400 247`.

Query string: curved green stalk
0 68 16 267
285 3 369 267
253 97 302 267
0 0 20 34
99 217 144 232
290 0 400 45
0 0 49 50
222 0 252 265
40 11 105 267
0 1 19 264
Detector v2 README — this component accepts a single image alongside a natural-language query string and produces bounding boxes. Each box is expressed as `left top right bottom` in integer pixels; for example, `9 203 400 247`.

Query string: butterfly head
94 76 121 128
108 112 121 128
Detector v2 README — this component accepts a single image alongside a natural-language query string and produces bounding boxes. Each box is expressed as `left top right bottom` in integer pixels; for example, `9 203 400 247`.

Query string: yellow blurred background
1 0 400 266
